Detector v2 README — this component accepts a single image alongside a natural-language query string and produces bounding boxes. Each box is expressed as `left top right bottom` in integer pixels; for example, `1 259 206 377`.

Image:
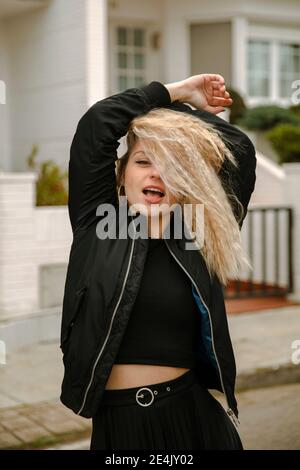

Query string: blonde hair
116 107 251 286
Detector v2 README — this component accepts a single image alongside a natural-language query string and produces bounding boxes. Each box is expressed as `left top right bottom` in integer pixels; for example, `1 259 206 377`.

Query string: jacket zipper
77 217 137 415
164 239 240 429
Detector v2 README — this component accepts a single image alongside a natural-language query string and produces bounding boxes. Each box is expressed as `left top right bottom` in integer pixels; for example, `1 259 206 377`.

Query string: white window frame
247 24 300 107
108 21 152 95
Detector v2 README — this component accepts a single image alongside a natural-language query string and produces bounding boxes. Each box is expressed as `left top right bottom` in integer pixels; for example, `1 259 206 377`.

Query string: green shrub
27 145 68 206
289 104 300 118
227 88 247 124
237 105 300 130
266 124 300 163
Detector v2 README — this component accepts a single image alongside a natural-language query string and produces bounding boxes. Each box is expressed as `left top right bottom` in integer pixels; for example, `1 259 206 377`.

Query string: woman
60 75 256 450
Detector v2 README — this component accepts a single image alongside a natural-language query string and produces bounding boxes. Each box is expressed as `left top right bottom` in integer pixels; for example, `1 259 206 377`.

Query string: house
1 0 300 172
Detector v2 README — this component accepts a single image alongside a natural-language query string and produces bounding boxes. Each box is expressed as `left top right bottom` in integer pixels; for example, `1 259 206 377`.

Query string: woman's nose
149 165 161 179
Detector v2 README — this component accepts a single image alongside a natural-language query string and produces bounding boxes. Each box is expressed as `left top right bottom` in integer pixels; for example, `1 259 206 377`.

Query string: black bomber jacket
59 81 256 424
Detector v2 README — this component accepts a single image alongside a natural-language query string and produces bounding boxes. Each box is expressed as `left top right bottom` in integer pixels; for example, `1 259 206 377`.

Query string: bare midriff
105 364 190 390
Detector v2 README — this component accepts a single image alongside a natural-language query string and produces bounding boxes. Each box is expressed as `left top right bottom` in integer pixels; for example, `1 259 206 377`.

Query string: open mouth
142 187 165 203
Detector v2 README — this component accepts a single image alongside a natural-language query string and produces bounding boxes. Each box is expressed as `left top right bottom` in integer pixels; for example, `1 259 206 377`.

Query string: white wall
242 0 300 21
86 0 108 107
0 20 11 171
3 0 108 173
0 173 72 320
250 152 285 206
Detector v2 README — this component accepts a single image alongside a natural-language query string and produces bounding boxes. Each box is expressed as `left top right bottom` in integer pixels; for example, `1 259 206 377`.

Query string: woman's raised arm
68 82 171 234
68 75 235 234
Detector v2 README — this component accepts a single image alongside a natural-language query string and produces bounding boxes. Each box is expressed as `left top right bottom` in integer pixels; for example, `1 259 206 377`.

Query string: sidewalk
228 305 300 389
0 305 299 449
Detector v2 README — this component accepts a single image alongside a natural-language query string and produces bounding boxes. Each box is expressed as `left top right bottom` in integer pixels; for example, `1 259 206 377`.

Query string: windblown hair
115 108 251 286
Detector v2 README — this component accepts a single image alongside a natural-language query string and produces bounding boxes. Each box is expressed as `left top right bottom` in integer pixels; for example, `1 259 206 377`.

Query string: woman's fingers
204 74 225 84
206 79 231 96
209 96 233 107
201 75 233 110
211 89 231 98
210 82 226 91
182 74 231 110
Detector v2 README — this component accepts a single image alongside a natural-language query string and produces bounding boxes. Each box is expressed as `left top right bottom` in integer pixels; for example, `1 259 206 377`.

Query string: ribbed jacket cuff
140 81 172 107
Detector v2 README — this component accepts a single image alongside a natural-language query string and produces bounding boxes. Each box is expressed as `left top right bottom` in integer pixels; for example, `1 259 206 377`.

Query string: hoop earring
118 185 125 197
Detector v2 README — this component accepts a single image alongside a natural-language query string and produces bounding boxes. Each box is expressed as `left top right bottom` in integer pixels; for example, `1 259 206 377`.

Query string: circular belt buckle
135 387 154 407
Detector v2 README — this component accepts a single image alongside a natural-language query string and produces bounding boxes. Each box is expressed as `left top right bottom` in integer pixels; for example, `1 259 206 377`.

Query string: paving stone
0 408 20 419
1 414 34 432
33 412 89 430
41 418 86 435
0 431 22 449
12 425 50 444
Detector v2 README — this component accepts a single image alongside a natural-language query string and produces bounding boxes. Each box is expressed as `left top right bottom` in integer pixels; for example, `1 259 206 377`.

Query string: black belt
101 369 198 407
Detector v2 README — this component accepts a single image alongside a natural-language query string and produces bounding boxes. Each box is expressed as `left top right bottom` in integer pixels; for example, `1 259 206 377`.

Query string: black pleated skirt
90 369 243 450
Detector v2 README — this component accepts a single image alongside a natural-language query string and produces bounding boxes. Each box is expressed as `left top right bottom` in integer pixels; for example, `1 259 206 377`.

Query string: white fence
239 207 291 290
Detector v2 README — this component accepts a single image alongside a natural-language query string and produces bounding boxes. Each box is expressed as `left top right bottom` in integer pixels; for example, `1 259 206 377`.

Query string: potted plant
27 145 68 206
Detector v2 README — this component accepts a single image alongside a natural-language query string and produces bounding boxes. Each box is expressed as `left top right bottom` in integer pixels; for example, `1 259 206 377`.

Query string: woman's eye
137 160 150 165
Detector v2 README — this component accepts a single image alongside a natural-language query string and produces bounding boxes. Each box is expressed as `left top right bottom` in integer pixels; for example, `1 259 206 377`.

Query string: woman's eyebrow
132 150 146 157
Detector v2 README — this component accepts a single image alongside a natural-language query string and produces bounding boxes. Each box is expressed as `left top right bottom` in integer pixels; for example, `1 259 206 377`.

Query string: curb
236 363 300 391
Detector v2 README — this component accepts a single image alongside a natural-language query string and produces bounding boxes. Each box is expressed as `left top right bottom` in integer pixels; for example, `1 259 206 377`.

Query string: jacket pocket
60 284 88 353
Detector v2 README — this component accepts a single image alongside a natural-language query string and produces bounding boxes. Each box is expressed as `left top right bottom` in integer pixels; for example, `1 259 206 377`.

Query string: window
247 40 271 98
247 39 300 102
279 43 300 98
113 26 148 92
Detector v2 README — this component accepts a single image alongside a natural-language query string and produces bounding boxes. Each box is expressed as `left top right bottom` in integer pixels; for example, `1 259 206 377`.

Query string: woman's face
123 140 178 217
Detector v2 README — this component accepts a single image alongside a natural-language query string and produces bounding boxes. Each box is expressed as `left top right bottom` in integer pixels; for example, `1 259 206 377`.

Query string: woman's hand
164 74 232 114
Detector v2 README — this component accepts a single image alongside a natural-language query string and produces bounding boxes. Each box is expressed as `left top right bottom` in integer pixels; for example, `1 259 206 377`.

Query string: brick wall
0 173 72 321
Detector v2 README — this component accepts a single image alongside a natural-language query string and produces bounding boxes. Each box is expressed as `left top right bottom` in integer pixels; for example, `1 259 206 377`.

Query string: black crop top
114 237 201 368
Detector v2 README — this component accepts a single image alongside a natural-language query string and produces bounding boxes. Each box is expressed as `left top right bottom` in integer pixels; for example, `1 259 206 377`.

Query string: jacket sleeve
163 102 257 230
68 81 171 234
